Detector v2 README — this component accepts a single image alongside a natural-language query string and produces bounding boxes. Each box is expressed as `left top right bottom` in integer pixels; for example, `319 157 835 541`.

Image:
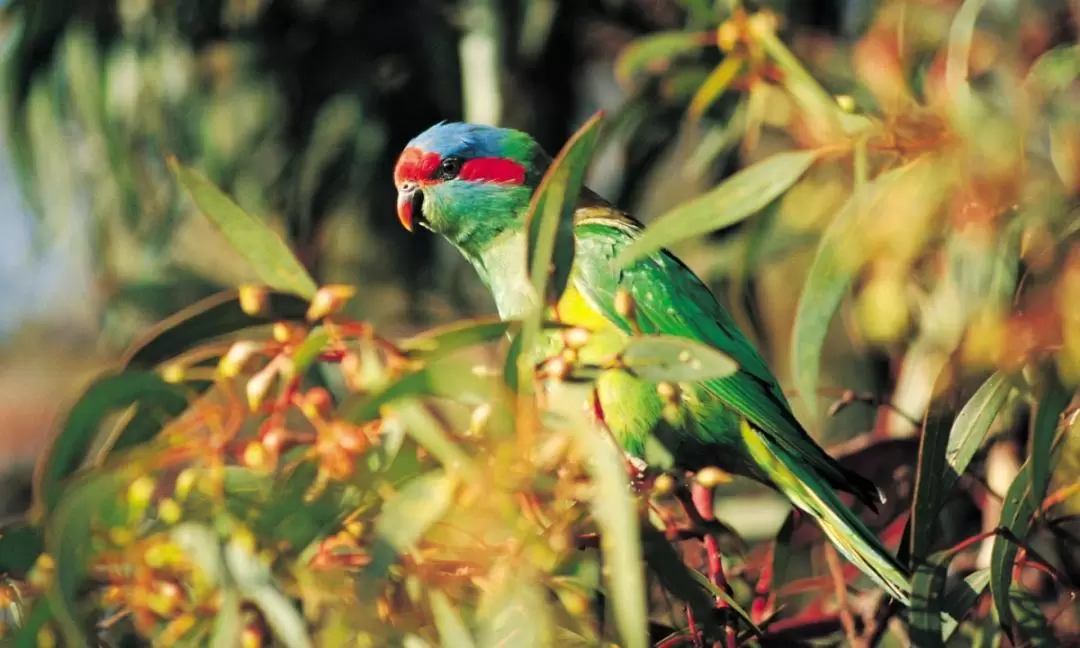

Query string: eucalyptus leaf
169 157 317 298
618 149 821 266
620 335 738 382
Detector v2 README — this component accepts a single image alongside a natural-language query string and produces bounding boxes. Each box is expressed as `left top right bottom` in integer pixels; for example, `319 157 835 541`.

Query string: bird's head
394 122 549 254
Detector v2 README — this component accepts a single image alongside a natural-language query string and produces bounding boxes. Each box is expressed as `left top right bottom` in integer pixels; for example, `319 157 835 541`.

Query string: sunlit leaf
248 585 313 648
910 372 1014 560
620 335 738 382
32 372 188 517
614 31 710 87
569 420 648 648
526 110 604 308
359 471 456 597
477 571 554 648
687 55 744 120
168 157 318 299
209 589 243 648
121 288 310 370
387 400 477 478
430 590 477 648
400 316 516 359
617 149 820 267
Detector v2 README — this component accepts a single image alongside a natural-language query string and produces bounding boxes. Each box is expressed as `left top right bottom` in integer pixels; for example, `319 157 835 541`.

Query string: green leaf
0 522 44 579
33 371 188 516
400 316 516 360
617 149 820 267
168 157 318 298
386 400 478 478
526 110 605 308
359 471 456 597
619 335 738 382
1024 44 1080 95
989 463 1035 639
477 572 553 648
430 591 478 648
941 569 990 642
209 589 243 648
121 288 310 370
44 471 128 647
909 549 952 648
248 585 313 648
910 372 1014 560
1030 371 1069 509
791 159 927 421
569 421 648 648
687 55 744 120
11 598 56 648
614 31 709 86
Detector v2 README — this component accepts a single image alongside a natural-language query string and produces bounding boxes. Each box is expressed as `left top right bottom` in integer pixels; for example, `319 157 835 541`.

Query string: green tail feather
739 421 912 605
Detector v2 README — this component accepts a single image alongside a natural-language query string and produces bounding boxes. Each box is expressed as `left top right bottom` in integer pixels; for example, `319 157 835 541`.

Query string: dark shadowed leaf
526 110 605 308
910 372 1014 560
910 549 952 648
614 31 710 86
791 159 929 421
569 420 648 648
620 335 738 382
617 149 820 266
44 472 128 647
121 289 310 370
0 522 44 578
359 471 456 597
941 569 989 642
989 463 1036 639
168 157 318 298
1030 371 1069 508
33 371 189 516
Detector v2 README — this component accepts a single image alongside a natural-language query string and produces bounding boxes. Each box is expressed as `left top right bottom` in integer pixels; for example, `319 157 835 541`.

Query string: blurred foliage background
1 0 1080 644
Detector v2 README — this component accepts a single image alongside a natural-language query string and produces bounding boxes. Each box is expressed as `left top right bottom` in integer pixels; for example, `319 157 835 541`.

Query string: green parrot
393 121 912 605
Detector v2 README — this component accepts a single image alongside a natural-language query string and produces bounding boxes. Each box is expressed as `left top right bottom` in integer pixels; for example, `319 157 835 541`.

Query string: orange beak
397 187 421 232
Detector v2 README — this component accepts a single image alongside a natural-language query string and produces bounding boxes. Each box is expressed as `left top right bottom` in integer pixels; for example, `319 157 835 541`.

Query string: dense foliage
2 0 1080 646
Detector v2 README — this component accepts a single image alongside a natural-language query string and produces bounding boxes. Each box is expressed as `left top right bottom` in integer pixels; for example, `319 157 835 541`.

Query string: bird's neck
471 228 540 320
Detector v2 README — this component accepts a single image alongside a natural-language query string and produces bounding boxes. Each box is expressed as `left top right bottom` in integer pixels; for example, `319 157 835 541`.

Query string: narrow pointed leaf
570 422 649 648
617 149 820 267
910 372 1014 560
989 463 1034 639
168 157 318 299
33 372 189 516
941 569 990 642
791 160 926 421
620 335 738 382
359 471 456 597
430 591 478 648
526 110 605 306
614 31 710 86
121 289 310 370
1030 372 1069 508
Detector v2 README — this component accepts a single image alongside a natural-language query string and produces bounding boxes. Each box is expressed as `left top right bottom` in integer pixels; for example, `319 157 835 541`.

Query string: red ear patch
394 147 441 185
395 147 527 186
459 158 526 184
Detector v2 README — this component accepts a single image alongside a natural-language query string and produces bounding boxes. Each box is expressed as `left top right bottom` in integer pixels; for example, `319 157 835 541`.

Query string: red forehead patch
394 147 527 186
394 147 442 186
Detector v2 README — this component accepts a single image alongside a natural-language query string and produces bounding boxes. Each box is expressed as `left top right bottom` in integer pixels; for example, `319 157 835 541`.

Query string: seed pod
696 466 732 488
238 284 268 316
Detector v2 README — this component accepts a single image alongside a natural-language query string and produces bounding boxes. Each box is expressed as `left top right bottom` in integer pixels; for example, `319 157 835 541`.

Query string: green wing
571 206 882 509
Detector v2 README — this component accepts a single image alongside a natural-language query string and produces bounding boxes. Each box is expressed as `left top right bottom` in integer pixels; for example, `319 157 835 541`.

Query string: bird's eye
435 156 464 180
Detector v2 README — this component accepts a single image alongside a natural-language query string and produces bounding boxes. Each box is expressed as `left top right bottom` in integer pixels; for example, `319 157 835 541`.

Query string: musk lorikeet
393 121 912 605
